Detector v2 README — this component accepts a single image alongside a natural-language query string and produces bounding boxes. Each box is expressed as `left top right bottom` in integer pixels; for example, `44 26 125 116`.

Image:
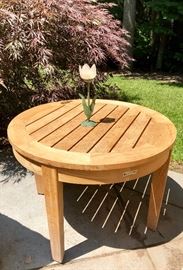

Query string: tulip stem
87 82 90 108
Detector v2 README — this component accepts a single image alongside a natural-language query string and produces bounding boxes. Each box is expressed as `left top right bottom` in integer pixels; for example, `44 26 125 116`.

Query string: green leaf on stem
79 93 92 119
90 97 96 114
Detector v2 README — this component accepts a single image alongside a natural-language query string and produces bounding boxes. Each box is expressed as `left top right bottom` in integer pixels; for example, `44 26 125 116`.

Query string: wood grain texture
29 106 84 141
13 149 41 175
112 113 151 152
35 174 44 195
13 148 169 185
90 107 139 153
7 99 176 171
70 105 128 153
25 102 65 125
39 103 105 146
43 166 64 262
26 100 80 134
147 152 171 230
53 103 118 150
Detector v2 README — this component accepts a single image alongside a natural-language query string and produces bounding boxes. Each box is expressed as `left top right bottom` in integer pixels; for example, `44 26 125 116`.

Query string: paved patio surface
0 148 183 270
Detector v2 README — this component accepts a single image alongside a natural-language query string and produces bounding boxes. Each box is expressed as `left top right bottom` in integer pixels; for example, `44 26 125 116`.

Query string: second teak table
8 99 176 262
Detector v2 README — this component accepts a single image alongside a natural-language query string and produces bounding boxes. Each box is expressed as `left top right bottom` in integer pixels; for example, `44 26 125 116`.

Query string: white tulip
79 64 97 81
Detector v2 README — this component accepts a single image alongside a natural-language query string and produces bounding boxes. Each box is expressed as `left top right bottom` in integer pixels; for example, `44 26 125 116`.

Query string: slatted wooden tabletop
8 99 176 170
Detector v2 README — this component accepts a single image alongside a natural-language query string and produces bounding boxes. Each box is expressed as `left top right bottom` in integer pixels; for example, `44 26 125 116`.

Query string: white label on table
122 170 137 177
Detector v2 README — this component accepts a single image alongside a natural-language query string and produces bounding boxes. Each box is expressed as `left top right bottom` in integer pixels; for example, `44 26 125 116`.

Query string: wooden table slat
26 100 80 134
70 106 129 153
111 112 151 152
135 119 174 148
26 102 65 125
29 104 84 140
53 104 119 150
19 102 65 124
90 108 140 153
39 103 105 146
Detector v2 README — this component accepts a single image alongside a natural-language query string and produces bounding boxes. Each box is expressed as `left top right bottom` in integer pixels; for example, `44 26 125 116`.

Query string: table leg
42 166 64 263
35 174 44 195
147 152 171 231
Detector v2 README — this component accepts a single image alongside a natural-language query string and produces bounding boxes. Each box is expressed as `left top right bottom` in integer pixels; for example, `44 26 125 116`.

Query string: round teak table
8 99 176 263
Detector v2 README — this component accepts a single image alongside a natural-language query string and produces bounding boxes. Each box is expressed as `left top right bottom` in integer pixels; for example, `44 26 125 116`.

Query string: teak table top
8 99 176 171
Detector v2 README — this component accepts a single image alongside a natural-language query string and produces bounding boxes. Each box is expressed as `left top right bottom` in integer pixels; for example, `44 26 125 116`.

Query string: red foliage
0 0 131 140
0 0 131 75
50 0 131 69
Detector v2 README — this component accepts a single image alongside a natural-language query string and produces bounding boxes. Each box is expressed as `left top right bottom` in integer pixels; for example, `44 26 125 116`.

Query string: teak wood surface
8 99 176 263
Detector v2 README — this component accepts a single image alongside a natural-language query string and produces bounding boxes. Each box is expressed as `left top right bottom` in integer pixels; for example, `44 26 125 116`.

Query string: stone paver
147 237 183 270
41 249 155 270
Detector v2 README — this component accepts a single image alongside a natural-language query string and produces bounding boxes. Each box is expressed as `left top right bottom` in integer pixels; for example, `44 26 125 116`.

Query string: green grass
108 75 183 162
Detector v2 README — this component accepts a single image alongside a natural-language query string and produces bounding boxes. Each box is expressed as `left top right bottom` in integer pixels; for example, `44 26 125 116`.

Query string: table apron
13 148 171 185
